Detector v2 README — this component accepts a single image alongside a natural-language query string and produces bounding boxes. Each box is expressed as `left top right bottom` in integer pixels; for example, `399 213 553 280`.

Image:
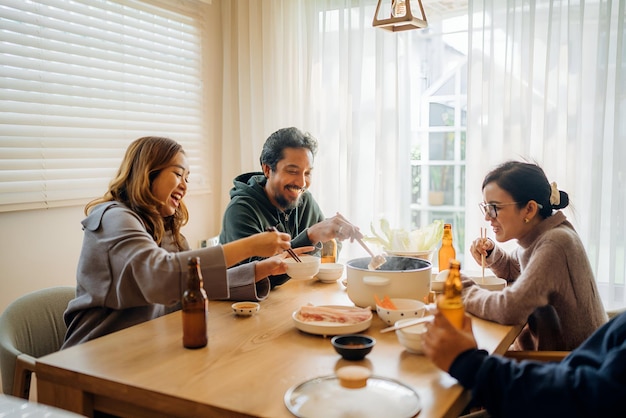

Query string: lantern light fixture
372 0 428 32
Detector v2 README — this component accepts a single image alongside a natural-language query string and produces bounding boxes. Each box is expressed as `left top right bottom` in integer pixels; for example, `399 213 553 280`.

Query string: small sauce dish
231 301 260 316
331 334 375 361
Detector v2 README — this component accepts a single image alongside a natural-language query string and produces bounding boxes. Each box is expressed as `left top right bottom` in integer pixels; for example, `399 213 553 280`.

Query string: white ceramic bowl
375 298 426 326
231 301 260 316
472 276 507 291
316 263 344 282
395 319 427 354
284 255 321 280
430 270 448 292
432 270 504 292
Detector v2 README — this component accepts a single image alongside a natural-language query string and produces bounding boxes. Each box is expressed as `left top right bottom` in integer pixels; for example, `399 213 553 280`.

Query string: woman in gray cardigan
467 161 606 350
63 136 298 348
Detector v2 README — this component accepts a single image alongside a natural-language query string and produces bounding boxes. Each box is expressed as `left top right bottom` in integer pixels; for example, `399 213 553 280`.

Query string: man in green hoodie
219 127 361 288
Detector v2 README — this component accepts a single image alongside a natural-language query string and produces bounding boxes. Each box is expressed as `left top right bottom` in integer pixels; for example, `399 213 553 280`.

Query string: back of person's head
260 127 319 171
86 136 189 247
482 160 569 218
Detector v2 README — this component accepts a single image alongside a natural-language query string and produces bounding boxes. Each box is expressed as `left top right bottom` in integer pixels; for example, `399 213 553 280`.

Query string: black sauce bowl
331 334 376 361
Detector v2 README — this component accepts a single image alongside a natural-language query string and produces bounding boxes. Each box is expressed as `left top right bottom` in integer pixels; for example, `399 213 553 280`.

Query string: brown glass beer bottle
182 256 208 348
438 223 456 272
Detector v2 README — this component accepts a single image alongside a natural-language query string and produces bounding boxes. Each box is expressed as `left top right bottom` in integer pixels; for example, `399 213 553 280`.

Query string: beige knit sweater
463 211 607 350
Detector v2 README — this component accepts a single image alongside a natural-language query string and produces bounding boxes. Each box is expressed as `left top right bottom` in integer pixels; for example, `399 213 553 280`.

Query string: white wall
0 205 83 312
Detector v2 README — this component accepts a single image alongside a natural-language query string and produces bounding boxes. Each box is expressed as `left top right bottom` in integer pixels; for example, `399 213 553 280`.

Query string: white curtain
219 0 625 310
219 0 317 208
466 0 626 310
220 0 422 262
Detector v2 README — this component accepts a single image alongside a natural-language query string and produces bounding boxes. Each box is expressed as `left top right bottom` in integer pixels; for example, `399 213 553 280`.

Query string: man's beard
274 187 303 211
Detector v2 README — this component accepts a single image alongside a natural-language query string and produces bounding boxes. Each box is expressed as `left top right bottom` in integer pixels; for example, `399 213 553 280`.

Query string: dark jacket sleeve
449 315 626 418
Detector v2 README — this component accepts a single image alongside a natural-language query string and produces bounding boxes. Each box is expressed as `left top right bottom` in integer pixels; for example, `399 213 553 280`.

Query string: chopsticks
266 226 302 262
355 237 386 270
356 237 376 258
480 227 487 283
380 316 432 334
285 247 302 263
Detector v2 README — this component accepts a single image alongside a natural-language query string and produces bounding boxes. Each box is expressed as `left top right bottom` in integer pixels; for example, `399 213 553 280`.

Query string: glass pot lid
284 373 421 418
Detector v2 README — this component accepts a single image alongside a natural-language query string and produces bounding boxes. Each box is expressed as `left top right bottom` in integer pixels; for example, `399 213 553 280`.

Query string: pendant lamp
372 0 428 32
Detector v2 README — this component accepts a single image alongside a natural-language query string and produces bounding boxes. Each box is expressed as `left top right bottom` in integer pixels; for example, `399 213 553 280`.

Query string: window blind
0 0 210 212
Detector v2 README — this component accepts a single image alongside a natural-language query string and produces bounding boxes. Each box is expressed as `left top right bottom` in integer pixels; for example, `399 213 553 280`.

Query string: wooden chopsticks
480 227 487 283
266 226 302 262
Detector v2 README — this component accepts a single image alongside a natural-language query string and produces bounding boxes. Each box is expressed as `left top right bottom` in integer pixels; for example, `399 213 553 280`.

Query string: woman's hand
254 246 316 281
469 236 494 265
422 311 478 372
250 230 293 256
254 255 285 282
222 230 292 266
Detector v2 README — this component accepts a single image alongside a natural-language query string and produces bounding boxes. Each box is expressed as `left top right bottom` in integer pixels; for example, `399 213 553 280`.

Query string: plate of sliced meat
292 304 373 336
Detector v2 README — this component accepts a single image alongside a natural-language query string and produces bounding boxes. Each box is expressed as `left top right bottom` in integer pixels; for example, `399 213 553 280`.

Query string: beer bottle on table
437 259 464 329
321 239 337 263
437 223 456 273
182 256 208 349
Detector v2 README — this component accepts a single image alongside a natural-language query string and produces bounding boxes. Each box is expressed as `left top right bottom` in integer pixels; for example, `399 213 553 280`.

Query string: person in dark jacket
422 309 626 418
219 127 361 288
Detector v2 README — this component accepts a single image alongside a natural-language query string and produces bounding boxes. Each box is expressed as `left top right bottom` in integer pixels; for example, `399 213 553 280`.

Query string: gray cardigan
62 202 270 348
463 211 607 350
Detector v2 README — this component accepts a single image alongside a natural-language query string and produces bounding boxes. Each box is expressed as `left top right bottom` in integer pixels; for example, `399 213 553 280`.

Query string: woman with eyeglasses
466 160 606 351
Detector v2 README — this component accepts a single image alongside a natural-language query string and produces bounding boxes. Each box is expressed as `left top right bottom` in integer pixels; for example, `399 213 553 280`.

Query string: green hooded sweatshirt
219 172 325 287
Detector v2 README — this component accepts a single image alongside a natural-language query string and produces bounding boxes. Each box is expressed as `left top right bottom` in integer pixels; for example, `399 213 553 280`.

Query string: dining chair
0 286 75 399
504 305 626 363
607 306 626 320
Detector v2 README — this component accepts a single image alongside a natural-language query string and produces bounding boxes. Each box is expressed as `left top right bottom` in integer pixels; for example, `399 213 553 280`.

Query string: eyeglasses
478 202 520 218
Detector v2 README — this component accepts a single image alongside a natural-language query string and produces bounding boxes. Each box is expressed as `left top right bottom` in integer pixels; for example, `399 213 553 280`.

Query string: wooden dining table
36 277 522 418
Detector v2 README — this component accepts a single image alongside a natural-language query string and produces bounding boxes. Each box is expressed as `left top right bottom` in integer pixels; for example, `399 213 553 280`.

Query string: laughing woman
468 160 606 351
63 136 295 348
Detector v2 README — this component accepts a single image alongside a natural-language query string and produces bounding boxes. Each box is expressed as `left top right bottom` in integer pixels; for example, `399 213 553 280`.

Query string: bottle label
321 239 337 263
